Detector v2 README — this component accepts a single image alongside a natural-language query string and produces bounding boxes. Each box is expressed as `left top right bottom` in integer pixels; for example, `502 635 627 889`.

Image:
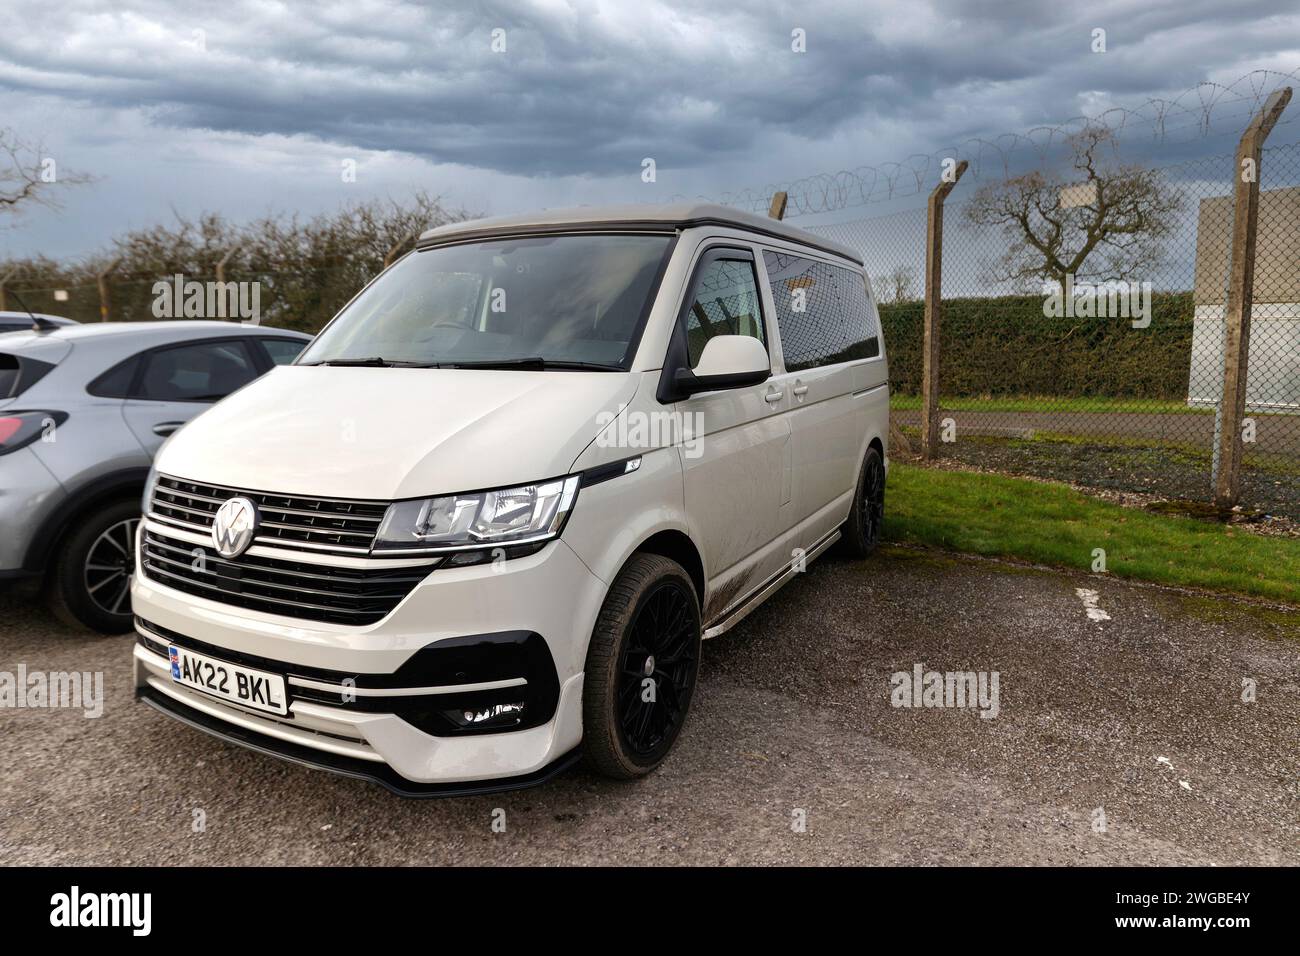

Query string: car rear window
0 353 56 398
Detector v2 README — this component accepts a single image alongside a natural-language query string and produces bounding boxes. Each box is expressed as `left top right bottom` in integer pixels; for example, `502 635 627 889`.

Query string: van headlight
372 475 580 553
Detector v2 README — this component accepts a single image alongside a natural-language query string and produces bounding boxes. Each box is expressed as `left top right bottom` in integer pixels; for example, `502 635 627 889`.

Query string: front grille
152 474 388 553
140 529 436 625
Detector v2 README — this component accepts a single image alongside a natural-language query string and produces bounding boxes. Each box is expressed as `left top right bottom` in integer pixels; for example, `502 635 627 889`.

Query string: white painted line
1075 587 1112 621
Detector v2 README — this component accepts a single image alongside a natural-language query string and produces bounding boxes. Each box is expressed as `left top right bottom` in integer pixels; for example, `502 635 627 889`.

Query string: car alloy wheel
616 579 699 760
84 517 140 617
860 452 885 547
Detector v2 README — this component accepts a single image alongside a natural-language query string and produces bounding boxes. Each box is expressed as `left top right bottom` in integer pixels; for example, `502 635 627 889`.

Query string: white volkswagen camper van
130 203 889 795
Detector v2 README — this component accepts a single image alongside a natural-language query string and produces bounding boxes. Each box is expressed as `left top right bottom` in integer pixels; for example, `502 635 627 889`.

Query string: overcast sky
1 0 1297 260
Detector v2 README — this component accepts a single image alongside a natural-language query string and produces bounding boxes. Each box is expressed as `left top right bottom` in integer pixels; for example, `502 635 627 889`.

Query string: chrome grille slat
255 518 375 541
254 504 383 523
151 514 214 535
153 474 389 554
153 500 216 520
156 487 225 506
158 487 226 505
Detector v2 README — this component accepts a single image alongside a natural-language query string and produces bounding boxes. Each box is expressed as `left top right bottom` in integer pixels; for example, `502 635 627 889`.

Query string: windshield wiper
301 357 619 371
441 358 620 371
302 357 439 368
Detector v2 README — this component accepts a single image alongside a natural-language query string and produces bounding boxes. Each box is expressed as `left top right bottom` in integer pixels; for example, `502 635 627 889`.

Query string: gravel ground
1 546 1297 866
891 408 1300 456
891 409 1300 520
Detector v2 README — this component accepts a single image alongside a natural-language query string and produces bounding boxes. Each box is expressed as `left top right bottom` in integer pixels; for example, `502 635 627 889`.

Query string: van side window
683 254 766 369
762 251 879 372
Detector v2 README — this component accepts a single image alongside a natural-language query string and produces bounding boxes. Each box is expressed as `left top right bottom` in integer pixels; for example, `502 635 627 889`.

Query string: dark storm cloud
1 0 1295 179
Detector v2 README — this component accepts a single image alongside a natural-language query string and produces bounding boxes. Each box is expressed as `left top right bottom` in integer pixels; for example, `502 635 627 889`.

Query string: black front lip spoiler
137 684 583 799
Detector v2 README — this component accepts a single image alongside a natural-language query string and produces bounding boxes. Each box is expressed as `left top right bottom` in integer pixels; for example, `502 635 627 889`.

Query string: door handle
792 383 809 398
152 421 184 437
764 389 784 404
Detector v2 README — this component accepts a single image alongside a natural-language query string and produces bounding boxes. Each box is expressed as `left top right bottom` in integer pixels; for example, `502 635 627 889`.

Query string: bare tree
963 126 1183 289
875 264 917 304
0 190 475 327
0 129 93 221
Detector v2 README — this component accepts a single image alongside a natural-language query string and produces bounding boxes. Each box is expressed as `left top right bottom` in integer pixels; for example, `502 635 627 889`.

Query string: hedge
879 292 1195 399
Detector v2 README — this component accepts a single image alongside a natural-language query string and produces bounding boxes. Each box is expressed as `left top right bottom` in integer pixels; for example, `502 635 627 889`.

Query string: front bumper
136 682 582 798
131 521 610 790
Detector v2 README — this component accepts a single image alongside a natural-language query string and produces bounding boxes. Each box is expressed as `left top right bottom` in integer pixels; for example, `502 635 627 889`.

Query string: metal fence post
768 191 788 221
96 258 121 322
0 268 14 312
1213 88 1291 507
921 160 967 459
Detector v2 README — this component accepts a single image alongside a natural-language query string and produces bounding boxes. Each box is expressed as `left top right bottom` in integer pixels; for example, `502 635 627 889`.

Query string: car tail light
0 411 67 456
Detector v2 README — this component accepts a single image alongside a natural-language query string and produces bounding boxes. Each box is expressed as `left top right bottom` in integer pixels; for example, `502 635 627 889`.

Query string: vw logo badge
211 496 259 558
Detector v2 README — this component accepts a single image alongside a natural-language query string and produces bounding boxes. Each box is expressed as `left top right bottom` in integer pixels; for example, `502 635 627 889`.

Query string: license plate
168 645 288 716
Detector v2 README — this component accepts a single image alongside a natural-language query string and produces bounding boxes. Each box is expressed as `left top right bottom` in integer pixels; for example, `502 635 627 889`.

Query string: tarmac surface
2 545 1297 865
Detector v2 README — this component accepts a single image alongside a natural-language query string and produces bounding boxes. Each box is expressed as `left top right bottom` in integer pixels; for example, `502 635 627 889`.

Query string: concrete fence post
921 160 967 459
1214 87 1291 507
384 232 420 269
768 191 788 221
216 245 240 285
96 258 121 322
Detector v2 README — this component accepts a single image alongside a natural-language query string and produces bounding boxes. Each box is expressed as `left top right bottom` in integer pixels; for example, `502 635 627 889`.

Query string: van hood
157 366 640 500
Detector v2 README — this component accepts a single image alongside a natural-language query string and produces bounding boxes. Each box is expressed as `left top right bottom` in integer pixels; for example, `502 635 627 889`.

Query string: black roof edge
413 216 864 267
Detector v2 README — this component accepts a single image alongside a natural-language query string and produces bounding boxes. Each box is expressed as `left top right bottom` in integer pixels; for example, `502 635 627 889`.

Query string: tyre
46 497 141 634
582 553 702 779
839 444 885 558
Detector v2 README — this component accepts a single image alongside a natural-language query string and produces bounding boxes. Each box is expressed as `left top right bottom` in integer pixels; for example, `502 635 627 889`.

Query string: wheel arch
22 467 149 574
627 529 706 609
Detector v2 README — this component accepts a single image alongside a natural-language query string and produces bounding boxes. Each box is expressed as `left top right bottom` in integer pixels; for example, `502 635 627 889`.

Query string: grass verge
883 463 1300 605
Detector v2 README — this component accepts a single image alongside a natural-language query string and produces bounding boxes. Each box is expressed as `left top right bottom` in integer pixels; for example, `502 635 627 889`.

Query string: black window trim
251 335 311 372
85 354 142 399
656 243 770 403
757 246 883 374
86 334 264 404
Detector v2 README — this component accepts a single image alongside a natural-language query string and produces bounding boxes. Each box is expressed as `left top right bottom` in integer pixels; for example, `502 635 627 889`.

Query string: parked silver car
0 320 312 633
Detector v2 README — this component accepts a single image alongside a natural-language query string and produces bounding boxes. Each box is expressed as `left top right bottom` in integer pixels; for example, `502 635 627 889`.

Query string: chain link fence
806 135 1300 520
1 263 381 334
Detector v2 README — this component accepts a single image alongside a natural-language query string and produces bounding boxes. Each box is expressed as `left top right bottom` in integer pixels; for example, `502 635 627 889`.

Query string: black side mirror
672 364 769 399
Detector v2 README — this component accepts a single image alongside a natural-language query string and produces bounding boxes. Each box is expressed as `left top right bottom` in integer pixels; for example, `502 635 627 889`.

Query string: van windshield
298 233 674 370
